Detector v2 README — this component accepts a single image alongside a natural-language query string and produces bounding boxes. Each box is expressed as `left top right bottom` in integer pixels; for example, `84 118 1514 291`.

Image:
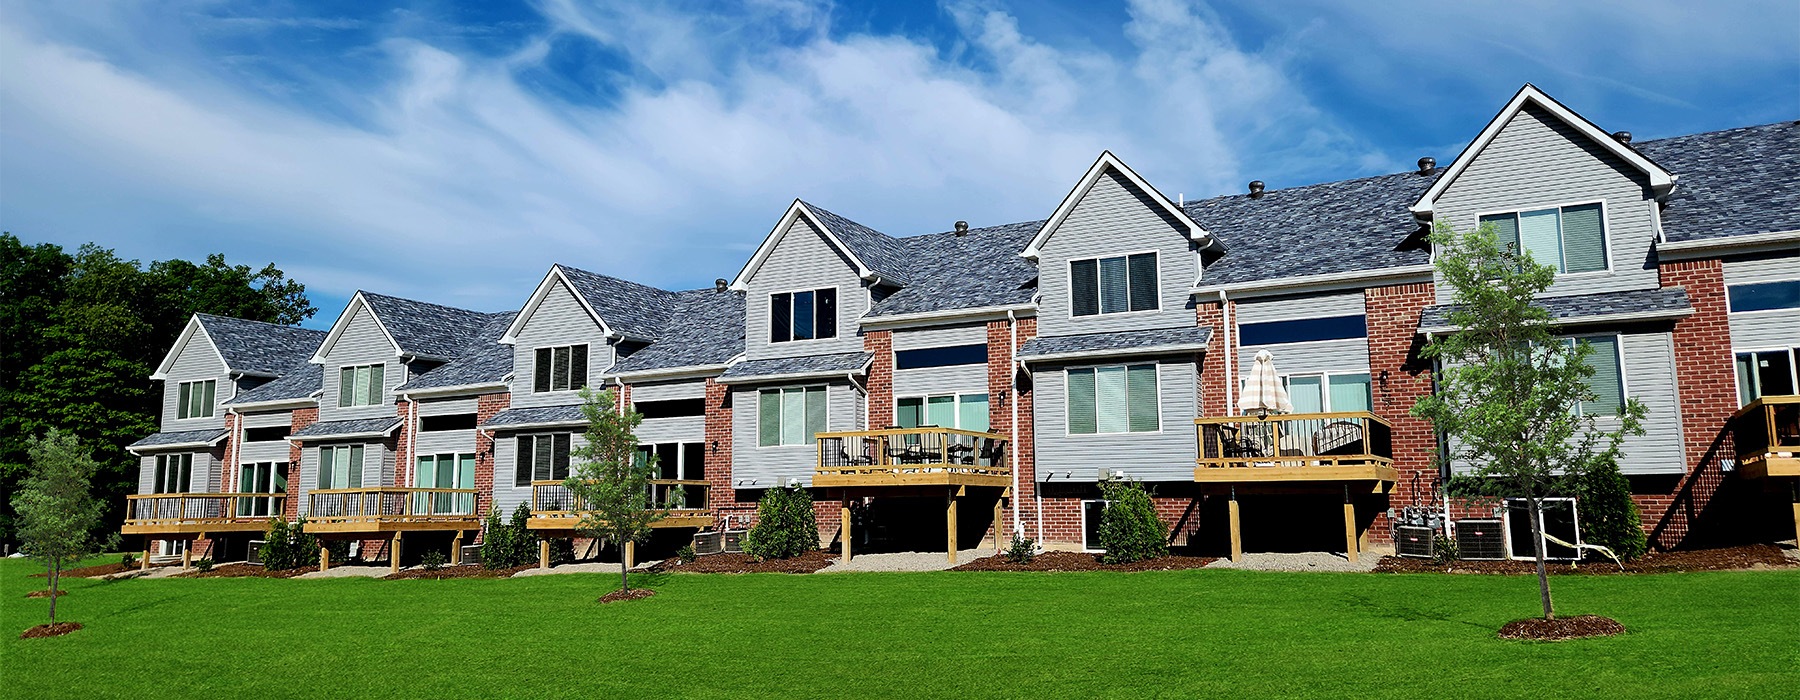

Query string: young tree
1414 222 1646 621
12 429 105 626
563 387 667 592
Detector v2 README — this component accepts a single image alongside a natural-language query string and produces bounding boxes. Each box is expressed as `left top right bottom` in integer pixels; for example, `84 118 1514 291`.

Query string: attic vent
954 221 969 236
1247 181 1265 198
1417 157 1436 175
714 278 728 292
1612 130 1632 145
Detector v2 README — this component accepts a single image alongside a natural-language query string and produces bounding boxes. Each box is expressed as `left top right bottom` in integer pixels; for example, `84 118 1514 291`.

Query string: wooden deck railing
1733 395 1800 462
124 492 287 528
531 480 711 517
1195 411 1393 469
815 427 1010 478
306 487 479 524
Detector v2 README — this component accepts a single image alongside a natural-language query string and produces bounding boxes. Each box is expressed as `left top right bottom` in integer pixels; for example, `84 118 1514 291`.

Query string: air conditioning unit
1455 519 1507 560
247 540 267 565
692 532 724 556
1394 525 1436 558
722 530 746 553
459 545 482 565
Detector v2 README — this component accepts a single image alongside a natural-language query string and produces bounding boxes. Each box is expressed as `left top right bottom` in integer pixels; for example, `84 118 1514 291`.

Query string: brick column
285 407 317 520
864 330 894 429
1195 299 1236 416
1648 260 1740 549
988 317 1039 540
703 379 752 527
394 399 414 487
1364 282 1439 545
475 392 510 529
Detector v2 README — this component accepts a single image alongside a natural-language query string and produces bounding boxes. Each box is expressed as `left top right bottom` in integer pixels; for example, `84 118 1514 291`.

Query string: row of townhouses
124 85 1799 569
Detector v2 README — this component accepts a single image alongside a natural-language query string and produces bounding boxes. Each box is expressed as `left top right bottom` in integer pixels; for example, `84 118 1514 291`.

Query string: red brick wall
474 392 510 531
393 399 413 487
1646 259 1741 549
865 331 893 429
999 317 1039 541
1364 282 1439 544
704 379 754 527
285 407 317 520
1195 300 1235 416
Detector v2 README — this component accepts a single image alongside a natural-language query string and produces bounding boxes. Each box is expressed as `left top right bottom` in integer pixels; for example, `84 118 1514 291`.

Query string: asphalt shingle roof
227 361 321 406
481 405 587 429
290 417 403 440
128 428 229 450
607 288 745 375
1418 287 1693 331
1017 326 1213 361
865 220 1043 318
558 265 681 341
1184 171 1437 287
804 202 912 286
197 314 326 376
361 292 497 360
395 311 518 392
717 352 872 382
1634 121 1800 243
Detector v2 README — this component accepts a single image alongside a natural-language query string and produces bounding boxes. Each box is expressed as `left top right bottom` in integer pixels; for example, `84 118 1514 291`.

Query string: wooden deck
813 427 1011 489
1734 396 1800 479
122 493 286 536
302 487 481 534
527 480 714 531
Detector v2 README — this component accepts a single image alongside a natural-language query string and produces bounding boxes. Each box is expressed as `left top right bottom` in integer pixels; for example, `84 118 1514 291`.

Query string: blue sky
3 0 1796 329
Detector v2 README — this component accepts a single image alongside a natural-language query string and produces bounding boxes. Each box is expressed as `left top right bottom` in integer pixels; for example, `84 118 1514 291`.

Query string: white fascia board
224 397 318 411
1021 151 1210 261
857 304 1038 331
1017 342 1210 365
499 265 618 345
1412 84 1676 220
127 435 229 455
1417 307 1695 335
398 382 510 399
150 315 207 380
309 292 402 364
1656 230 1800 261
479 419 588 432
715 358 873 386
1190 264 1437 299
729 200 875 292
603 365 730 383
290 430 395 442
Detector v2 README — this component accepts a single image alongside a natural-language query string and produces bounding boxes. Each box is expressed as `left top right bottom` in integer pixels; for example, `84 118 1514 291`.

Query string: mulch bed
174 563 318 579
1498 615 1626 641
20 622 82 639
25 590 67 599
1373 544 1795 575
647 550 835 574
951 551 1217 572
382 564 536 580
598 588 657 604
34 562 161 579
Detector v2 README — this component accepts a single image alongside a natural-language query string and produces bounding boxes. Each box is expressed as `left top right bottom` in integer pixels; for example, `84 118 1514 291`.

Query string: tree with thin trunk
13 429 105 628
564 387 668 594
1413 222 1646 621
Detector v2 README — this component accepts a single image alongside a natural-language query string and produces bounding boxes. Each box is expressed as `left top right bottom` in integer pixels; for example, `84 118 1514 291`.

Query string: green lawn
3 557 1796 699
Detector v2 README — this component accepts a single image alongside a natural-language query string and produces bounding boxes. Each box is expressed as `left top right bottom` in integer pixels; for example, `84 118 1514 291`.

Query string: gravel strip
818 549 993 573
1204 551 1379 573
295 565 391 579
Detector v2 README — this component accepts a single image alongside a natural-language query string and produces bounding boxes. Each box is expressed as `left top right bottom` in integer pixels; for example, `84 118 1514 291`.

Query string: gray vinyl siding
1613 331 1684 475
509 278 616 409
160 332 230 432
418 398 479 416
1234 293 1366 325
637 416 705 445
1032 357 1200 483
630 380 707 403
891 323 988 351
137 450 223 495
1233 293 1370 376
236 410 293 467
491 431 589 519
1433 103 1659 303
319 306 403 422
241 412 292 429
1035 169 1199 338
893 365 989 403
744 216 869 361
1723 254 1800 350
730 382 862 489
414 431 478 458
295 441 395 516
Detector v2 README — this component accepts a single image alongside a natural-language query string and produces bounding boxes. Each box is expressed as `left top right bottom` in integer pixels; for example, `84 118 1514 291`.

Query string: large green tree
0 233 314 545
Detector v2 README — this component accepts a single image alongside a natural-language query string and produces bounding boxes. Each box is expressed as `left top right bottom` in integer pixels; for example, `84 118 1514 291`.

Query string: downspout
1427 330 1453 535
845 371 867 430
1006 309 1022 541
1218 290 1234 415
403 391 417 487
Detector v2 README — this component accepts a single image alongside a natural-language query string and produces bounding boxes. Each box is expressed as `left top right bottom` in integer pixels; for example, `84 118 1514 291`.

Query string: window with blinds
177 380 215 419
318 445 365 489
1479 203 1607 273
338 364 385 407
1066 364 1159 434
1070 253 1158 316
1566 336 1624 416
758 386 827 446
533 344 589 393
514 434 571 486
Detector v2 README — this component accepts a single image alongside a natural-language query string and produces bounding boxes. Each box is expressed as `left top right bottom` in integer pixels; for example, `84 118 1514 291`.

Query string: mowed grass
3 557 1796 699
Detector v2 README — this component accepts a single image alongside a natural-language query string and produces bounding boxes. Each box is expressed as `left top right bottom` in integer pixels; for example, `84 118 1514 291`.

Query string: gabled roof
501 264 679 345
311 291 494 363
716 352 872 384
150 314 325 380
864 220 1042 319
1635 120 1800 243
395 311 518 394
290 417 403 441
1187 170 1437 289
1021 151 1210 261
1017 326 1212 363
226 360 321 408
729 200 908 291
605 288 745 377
481 405 588 431
1412 84 1676 220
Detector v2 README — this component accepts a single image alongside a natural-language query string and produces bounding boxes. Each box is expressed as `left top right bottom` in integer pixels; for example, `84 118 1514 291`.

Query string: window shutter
552 434 571 480
1126 364 1159 432
758 391 781 446
1481 214 1519 254
816 288 837 339
1581 337 1624 416
367 365 384 406
1067 369 1097 434
514 436 532 487
348 446 364 487
1127 253 1158 312
1098 257 1128 314
1071 259 1099 316
770 293 792 343
178 383 191 419
1560 204 1606 273
804 386 828 444
570 344 588 390
1518 209 1563 272
552 347 571 391
534 349 552 393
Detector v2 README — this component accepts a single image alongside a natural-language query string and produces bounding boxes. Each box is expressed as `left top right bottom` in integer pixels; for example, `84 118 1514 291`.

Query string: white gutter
1007 309 1023 542
1191 264 1435 300
127 434 231 455
714 359 874 386
603 364 732 384
858 304 1038 331
482 420 587 433
1655 230 1800 261
401 382 510 399
1416 307 1695 336
402 391 417 487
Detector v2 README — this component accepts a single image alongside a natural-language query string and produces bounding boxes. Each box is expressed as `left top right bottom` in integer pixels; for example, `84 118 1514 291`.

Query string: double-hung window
758 387 827 446
1277 373 1372 414
1566 336 1625 416
318 445 365 489
895 394 989 432
338 364 385 407
153 454 193 493
1735 347 1799 406
1066 364 1159 434
514 434 572 487
770 288 837 343
533 344 589 393
1479 203 1607 273
1070 253 1158 316
177 380 215 419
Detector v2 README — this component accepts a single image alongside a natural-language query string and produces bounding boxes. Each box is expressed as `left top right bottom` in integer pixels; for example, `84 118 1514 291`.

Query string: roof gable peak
309 291 402 364
729 199 888 291
1021 150 1211 261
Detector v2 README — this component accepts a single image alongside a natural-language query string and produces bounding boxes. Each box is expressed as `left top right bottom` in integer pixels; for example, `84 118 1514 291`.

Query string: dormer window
177 380 215 419
533 344 589 393
770 288 837 343
1480 203 1606 274
338 364 385 407
1071 253 1157 316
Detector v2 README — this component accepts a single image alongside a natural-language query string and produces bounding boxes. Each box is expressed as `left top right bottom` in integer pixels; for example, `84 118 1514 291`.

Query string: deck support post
946 489 959 564
993 497 1005 554
1228 488 1243 562
182 540 193 569
539 538 550 570
1343 485 1359 563
319 544 330 572
142 543 152 571
451 531 463 566
391 532 403 573
1791 482 1799 541
625 540 636 569
840 497 852 563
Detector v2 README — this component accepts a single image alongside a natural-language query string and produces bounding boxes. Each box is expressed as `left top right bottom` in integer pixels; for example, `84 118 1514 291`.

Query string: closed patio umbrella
1238 350 1293 415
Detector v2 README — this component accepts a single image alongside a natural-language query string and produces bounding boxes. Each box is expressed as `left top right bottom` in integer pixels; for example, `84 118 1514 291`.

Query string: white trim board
1021 151 1211 261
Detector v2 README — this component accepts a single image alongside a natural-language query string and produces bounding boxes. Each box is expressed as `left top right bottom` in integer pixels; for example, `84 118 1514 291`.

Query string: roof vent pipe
1247 181 1265 198
1612 130 1632 145
714 278 728 292
1417 157 1436 174
954 221 969 236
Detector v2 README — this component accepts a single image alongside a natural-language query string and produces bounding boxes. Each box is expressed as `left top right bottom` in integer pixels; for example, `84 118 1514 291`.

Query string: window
1081 500 1109 552
1479 203 1607 273
1727 281 1800 313
1566 336 1624 416
634 398 706 419
1505 498 1581 561
419 414 478 432
337 364 385 407
1237 315 1367 346
1274 372 1372 414
153 454 193 493
1736 348 1799 405
514 434 571 486
895 394 989 432
318 445 365 489
236 462 286 516
634 443 707 508
243 426 288 442
1066 364 1159 434
533 344 589 393
1071 253 1158 316
415 453 476 515
769 288 837 343
758 386 827 446
894 344 988 370
177 380 216 419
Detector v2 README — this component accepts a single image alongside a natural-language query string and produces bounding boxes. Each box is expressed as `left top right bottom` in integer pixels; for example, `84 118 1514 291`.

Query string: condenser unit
247 540 266 565
1455 519 1507 560
1394 525 1436 558
692 531 723 556
459 545 482 566
722 530 746 553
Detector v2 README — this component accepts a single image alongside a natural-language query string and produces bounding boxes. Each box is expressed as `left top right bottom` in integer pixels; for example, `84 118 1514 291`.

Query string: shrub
480 504 536 569
743 486 818 560
1096 480 1168 564
192 557 214 573
1005 533 1036 564
1576 460 1648 561
676 545 696 563
420 549 447 571
119 553 136 569
1432 532 1459 565
259 517 325 570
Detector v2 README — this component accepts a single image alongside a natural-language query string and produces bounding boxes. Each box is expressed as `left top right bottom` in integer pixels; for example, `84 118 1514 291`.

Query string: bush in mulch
174 563 319 579
20 622 82 639
598 588 656 604
25 589 67 599
647 550 835 574
1498 615 1625 641
951 551 1216 573
1373 544 1794 575
382 564 536 581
